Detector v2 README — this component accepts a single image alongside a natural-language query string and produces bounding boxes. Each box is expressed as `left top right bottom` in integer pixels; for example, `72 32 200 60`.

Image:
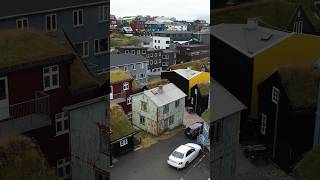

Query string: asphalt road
110 131 210 180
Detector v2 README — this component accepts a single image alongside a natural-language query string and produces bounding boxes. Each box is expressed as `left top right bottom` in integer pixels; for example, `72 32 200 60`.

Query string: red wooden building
130 19 146 32
0 30 103 179
176 44 210 63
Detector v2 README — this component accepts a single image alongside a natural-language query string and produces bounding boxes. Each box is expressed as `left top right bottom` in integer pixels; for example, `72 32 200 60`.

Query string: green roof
168 58 209 71
132 79 143 91
110 32 140 48
110 103 134 141
0 30 71 70
201 109 211 124
145 79 170 89
213 0 320 31
278 64 320 110
294 146 320 180
110 70 133 84
197 81 209 96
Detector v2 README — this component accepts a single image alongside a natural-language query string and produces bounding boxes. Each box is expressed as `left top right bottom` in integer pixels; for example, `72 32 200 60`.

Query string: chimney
246 18 258 30
158 85 163 94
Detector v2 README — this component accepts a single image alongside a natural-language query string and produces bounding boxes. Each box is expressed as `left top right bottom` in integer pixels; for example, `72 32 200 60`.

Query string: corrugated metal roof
174 69 202 80
144 83 186 107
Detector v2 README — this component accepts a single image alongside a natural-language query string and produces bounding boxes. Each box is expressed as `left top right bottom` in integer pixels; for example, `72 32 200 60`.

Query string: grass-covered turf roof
212 0 320 31
0 30 71 69
110 103 134 141
168 58 209 72
110 70 133 84
294 146 320 180
278 64 320 110
201 109 211 124
145 79 170 89
197 81 209 96
110 32 140 48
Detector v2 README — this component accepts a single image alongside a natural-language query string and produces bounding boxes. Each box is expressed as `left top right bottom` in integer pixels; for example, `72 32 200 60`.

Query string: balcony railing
0 92 50 134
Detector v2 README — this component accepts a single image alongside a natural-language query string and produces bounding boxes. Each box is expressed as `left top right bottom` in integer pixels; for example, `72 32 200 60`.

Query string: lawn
110 32 140 48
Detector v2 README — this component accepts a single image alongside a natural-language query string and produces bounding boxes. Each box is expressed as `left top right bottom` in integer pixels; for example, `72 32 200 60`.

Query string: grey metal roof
211 24 292 58
0 0 107 19
139 36 152 43
154 31 193 34
212 79 246 121
163 49 176 53
119 46 148 49
110 54 149 67
174 69 202 80
144 83 187 107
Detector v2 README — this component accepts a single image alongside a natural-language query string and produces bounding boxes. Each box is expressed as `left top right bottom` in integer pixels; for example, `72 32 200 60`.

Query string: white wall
151 36 171 50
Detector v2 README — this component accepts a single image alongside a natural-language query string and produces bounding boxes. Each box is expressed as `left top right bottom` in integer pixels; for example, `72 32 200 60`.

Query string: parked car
167 143 202 169
184 122 203 139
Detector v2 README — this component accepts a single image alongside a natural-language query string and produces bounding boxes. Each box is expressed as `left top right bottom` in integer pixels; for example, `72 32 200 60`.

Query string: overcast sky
110 0 210 22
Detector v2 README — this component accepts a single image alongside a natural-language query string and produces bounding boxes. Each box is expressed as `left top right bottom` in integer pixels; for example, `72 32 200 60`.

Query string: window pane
23 19 28 28
58 167 63 177
65 164 70 175
52 74 58 86
79 11 83 25
44 76 50 88
64 119 69 130
73 11 78 25
52 15 56 29
95 40 99 53
17 20 22 29
99 38 108 52
56 121 62 132
52 66 58 72
0 80 6 100
46 16 51 30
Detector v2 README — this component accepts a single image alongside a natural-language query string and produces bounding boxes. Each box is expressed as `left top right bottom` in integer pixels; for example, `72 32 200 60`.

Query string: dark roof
277 64 320 110
118 46 148 49
154 31 193 34
110 54 149 67
0 0 107 19
177 44 209 48
213 79 246 121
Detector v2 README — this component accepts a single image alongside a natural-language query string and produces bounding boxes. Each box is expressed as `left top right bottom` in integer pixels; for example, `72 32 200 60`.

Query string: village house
131 83 186 136
176 44 210 63
190 81 210 115
153 31 193 42
161 68 210 103
0 0 108 64
110 70 142 119
210 79 247 180
167 59 210 72
257 64 320 172
145 21 166 32
0 30 105 180
211 20 320 140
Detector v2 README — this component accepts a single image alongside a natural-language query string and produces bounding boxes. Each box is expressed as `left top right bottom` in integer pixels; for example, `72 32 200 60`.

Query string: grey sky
110 0 210 23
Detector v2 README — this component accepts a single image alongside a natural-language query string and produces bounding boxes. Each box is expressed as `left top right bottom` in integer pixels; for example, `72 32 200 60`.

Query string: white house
151 36 171 50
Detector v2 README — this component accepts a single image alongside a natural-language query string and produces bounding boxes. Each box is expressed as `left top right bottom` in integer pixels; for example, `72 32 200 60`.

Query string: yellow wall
189 72 210 98
251 34 320 117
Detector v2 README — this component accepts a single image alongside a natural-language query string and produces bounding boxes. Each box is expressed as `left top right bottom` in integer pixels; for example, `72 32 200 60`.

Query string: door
189 149 197 162
0 77 9 120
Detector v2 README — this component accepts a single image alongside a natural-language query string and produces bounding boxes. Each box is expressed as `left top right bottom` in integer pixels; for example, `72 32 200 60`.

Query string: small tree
0 135 57 180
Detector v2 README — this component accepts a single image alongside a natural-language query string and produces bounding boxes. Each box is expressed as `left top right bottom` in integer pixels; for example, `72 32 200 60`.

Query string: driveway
110 131 210 180
183 109 205 127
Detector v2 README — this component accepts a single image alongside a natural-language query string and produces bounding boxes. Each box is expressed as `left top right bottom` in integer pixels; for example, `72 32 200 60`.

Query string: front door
0 77 9 120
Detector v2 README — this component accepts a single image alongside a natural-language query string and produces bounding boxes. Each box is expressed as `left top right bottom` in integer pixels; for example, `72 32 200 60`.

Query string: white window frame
261 113 267 135
110 86 113 100
127 96 132 105
94 38 108 55
272 86 280 104
55 112 69 136
16 17 29 30
154 60 157 64
98 5 108 22
123 82 129 90
146 54 149 58
159 59 161 63
150 53 153 57
43 65 60 91
142 50 146 54
150 60 153 65
137 50 141 55
124 65 128 71
45 14 57 31
125 50 129 54
140 115 146 125
139 73 145 79
131 50 135 55
140 63 144 69
127 112 132 120
57 157 70 180
73 9 84 27
293 20 303 34
155 53 157 57
131 64 136 70
119 138 128 147
162 62 168 66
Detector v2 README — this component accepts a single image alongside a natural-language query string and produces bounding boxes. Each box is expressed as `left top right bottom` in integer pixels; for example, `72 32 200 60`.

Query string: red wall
112 79 133 113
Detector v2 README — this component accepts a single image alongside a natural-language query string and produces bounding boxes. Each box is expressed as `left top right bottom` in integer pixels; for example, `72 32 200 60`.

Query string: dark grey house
153 31 193 41
0 0 109 65
110 54 149 84
118 46 176 74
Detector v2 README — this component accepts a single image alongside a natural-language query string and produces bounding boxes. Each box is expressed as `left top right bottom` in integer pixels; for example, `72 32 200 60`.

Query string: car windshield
172 151 184 159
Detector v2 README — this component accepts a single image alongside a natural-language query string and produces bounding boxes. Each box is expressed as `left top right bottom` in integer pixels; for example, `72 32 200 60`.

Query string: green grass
0 30 70 69
110 103 134 141
110 32 139 48
110 70 133 84
145 79 170 89
201 109 211 124
169 59 209 71
294 146 320 180
132 79 143 91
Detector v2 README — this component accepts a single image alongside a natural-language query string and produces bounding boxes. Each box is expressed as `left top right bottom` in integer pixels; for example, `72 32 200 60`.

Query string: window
155 53 157 57
74 41 89 58
123 82 129 90
45 14 57 31
169 115 174 125
124 65 128 71
159 59 161 63
43 65 59 91
140 73 145 79
55 112 69 136
272 86 280 104
162 62 168 66
95 170 109 180
142 50 146 54
94 38 108 54
154 40 157 43
137 50 141 55
57 157 70 180
175 100 180 107
135 74 139 80
125 50 129 54
98 5 108 22
191 97 194 105
131 64 136 70
150 60 153 65
16 18 28 30
158 46 160 49
154 60 157 64
141 101 147 112
159 52 161 56
150 53 153 57
127 96 132 105
261 113 267 135
166 41 170 44
141 63 144 69
293 20 303 33
131 50 135 55
119 138 128 147
146 54 149 58
211 120 222 143
163 104 169 114
73 9 83 27
127 112 132 120
110 86 113 99
140 115 145 125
